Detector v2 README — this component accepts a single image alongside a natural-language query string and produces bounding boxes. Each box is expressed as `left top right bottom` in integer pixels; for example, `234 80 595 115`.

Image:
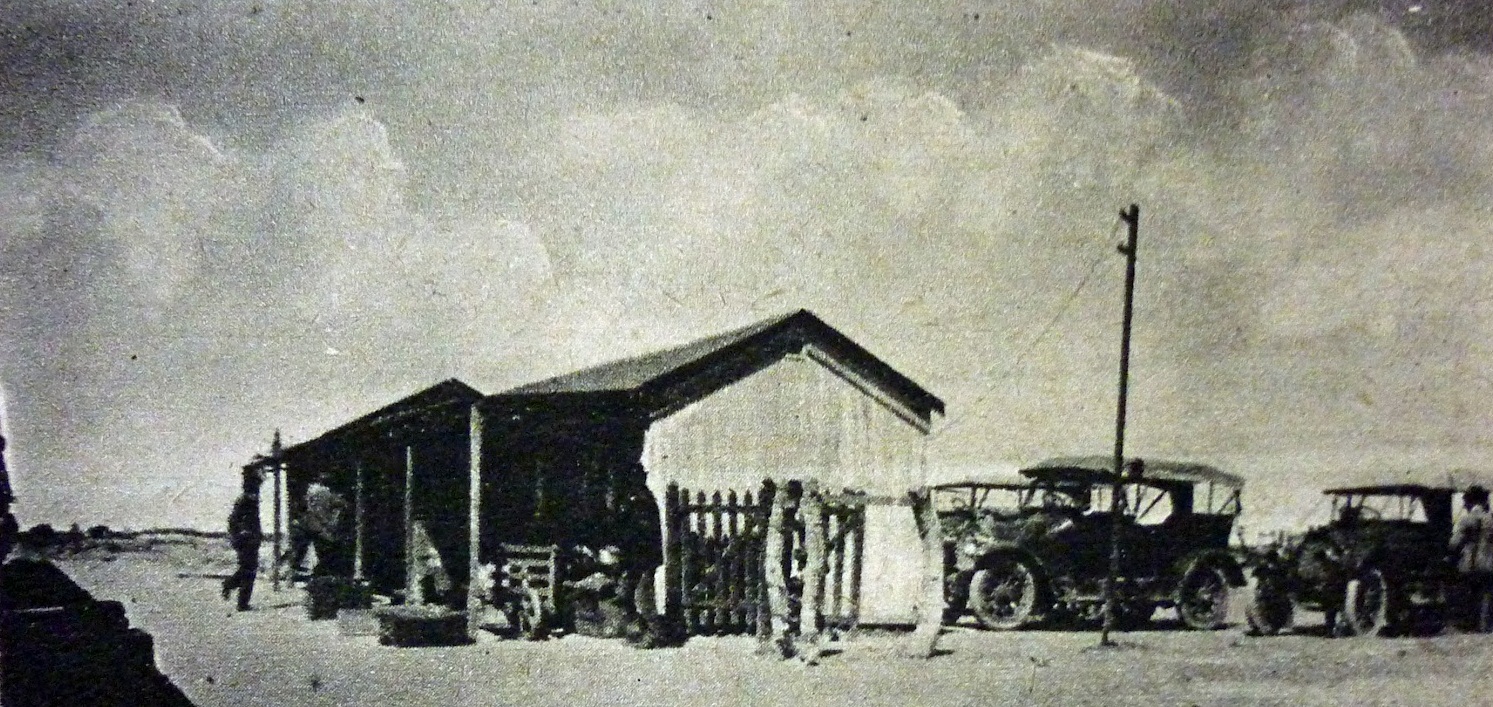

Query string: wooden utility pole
1101 204 1140 647
271 429 284 592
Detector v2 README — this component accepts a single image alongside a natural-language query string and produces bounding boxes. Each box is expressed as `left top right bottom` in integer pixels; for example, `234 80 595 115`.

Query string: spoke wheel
1343 567 1399 637
515 588 551 640
1245 581 1294 636
1177 564 1231 630
968 557 1042 631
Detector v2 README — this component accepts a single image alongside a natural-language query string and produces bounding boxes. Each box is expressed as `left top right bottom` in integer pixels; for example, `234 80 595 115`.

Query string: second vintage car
936 456 1247 631
1248 484 1459 637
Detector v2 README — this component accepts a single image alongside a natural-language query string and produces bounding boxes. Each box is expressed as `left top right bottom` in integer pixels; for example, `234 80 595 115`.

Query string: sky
2 0 1492 534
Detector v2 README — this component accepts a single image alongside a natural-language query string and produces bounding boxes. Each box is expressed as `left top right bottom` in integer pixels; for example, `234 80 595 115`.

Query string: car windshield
1331 493 1430 523
1089 483 1174 525
934 485 1030 515
1031 485 1090 511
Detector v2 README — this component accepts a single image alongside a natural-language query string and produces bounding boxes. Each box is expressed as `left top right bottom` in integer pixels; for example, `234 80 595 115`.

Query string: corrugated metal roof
505 312 799 395
496 309 945 423
282 378 483 455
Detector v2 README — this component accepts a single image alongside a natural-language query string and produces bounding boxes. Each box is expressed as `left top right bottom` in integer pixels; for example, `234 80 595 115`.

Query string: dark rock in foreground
1 557 196 707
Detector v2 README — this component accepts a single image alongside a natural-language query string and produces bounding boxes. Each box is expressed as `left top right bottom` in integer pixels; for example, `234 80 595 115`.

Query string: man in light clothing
303 473 347 577
1450 484 1493 632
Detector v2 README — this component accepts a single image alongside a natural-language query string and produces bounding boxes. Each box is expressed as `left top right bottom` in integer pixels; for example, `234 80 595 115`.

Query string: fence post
755 480 776 641
726 489 742 633
708 490 724 634
663 482 682 635
901 487 945 659
760 479 793 657
797 480 827 665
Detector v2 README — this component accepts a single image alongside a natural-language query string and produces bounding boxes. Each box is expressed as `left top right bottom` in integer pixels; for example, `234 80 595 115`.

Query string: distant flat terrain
52 554 1493 707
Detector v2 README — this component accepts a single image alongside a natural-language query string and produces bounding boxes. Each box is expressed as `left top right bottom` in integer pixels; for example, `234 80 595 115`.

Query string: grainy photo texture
2 1 1493 705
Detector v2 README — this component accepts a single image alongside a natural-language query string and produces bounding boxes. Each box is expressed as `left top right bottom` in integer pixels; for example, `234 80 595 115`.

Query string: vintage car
1248 484 1458 637
936 456 1246 631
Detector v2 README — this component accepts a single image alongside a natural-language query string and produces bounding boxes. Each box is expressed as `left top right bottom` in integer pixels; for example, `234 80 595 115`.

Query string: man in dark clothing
0 434 15 564
283 517 311 580
221 476 262 611
611 472 665 645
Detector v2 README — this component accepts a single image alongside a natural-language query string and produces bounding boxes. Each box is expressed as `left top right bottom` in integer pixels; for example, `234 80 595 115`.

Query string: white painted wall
642 350 930 624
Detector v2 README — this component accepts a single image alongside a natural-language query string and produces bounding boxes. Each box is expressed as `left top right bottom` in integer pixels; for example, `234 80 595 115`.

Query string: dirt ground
55 553 1493 707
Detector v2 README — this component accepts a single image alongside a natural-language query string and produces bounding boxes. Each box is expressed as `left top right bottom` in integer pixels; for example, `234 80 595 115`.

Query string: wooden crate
373 606 472 647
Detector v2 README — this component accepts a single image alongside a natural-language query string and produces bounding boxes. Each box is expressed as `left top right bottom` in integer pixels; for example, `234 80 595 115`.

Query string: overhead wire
932 216 1126 440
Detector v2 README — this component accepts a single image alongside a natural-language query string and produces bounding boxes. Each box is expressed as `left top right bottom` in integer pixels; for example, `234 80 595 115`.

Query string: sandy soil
55 554 1493 707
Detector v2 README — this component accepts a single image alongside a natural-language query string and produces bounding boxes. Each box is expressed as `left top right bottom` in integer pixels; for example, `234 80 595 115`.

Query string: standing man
0 434 17 564
222 472 263 611
304 472 347 577
610 466 665 646
1450 484 1493 632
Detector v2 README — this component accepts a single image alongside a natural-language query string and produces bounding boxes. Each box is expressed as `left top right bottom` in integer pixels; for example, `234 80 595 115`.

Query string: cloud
2 5 1492 532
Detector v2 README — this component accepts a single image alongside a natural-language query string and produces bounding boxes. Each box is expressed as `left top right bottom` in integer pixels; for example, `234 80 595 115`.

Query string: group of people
220 471 345 612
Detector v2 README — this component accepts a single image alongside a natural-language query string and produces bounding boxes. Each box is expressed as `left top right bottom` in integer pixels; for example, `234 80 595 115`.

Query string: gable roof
283 378 484 455
498 310 945 424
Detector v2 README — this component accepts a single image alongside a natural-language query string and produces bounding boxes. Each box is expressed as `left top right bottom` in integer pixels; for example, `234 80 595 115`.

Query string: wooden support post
760 480 793 657
830 509 846 630
466 404 484 638
848 498 865 630
901 487 945 659
271 430 283 592
663 482 682 630
797 480 826 665
405 445 416 602
353 459 365 582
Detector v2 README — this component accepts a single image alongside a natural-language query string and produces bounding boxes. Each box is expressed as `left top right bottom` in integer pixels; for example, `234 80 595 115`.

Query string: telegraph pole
1101 204 1140 647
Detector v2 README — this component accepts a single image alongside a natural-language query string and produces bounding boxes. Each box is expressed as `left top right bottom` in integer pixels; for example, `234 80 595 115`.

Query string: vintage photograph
2 1 1492 705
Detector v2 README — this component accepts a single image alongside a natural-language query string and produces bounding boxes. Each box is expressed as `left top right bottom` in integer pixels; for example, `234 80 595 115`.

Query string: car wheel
1177 564 1231 630
968 557 1042 630
516 588 551 640
1245 582 1294 636
1343 567 1398 637
943 572 971 624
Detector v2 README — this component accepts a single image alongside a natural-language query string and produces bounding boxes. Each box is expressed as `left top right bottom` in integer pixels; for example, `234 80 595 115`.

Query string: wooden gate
662 480 866 639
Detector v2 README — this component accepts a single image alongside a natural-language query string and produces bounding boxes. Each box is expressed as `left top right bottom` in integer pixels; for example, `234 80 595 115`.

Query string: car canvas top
1021 455 1244 489
1322 484 1457 497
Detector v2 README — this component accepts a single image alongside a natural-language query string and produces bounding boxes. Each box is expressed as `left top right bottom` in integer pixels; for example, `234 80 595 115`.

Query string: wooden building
473 309 944 623
254 310 942 624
